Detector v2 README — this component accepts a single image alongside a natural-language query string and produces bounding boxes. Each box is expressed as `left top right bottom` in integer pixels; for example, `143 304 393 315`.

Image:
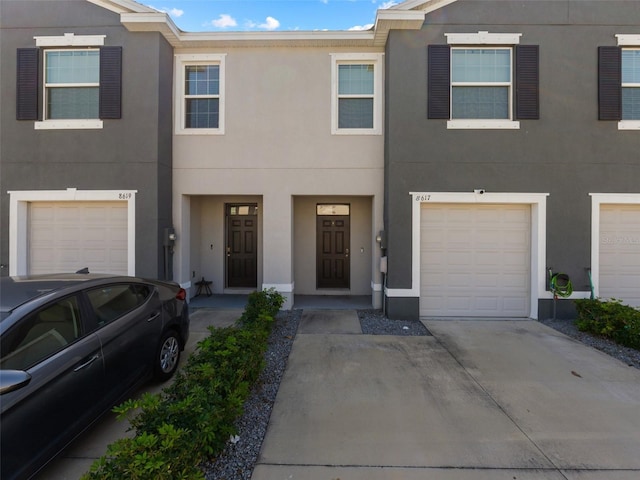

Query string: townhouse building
2 0 422 309
2 0 638 319
1 0 174 280
384 0 640 320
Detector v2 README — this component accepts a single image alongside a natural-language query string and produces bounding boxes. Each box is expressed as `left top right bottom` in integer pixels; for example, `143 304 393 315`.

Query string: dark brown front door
226 204 257 288
316 204 350 289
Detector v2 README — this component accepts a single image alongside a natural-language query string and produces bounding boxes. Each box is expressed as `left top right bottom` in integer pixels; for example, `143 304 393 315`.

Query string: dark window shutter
428 44 451 119
99 46 122 119
598 46 621 121
515 45 539 120
16 48 39 120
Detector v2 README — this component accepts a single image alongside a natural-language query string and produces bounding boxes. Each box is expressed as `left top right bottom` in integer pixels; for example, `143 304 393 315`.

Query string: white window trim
618 121 640 130
331 53 384 135
385 191 549 319
34 33 105 47
7 189 136 276
447 119 520 129
616 34 640 46
33 35 105 130
174 53 226 135
445 32 521 130
446 31 521 45
590 193 640 300
35 119 103 130
617 40 640 130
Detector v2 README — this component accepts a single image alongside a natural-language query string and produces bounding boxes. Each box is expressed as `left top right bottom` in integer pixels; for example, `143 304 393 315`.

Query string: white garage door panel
599 205 640 307
29 202 127 275
420 204 531 317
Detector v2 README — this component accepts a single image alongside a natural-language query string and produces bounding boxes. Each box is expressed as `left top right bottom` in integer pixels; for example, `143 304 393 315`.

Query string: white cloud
259 16 280 30
379 1 398 9
348 23 374 31
149 5 184 18
211 14 237 28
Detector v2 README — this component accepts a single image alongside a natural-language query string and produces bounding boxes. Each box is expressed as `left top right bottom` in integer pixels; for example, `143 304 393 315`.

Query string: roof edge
391 0 458 14
98 0 430 48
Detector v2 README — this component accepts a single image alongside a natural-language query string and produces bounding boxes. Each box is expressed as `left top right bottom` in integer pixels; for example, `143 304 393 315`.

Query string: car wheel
155 330 181 381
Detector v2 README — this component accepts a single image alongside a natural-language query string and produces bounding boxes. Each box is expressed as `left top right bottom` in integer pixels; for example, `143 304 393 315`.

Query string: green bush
574 298 640 350
82 288 285 480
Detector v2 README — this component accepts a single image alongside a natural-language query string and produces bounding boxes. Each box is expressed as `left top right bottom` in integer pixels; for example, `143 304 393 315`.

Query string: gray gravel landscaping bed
204 309 639 479
537 317 640 369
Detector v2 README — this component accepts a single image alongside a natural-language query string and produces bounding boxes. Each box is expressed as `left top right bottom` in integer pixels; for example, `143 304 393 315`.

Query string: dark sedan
0 273 190 480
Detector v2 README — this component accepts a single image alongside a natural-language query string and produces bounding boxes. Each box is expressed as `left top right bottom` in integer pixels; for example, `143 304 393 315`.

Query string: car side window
87 284 152 327
0 296 82 370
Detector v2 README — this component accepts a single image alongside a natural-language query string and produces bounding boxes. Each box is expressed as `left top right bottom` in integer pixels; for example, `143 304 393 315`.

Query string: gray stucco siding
384 0 640 320
0 0 174 279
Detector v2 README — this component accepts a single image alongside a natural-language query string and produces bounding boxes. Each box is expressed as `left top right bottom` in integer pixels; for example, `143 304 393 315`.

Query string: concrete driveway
252 317 640 480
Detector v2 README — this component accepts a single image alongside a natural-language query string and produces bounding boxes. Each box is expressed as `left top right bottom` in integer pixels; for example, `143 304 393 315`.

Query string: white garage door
420 204 531 317
29 202 128 275
599 205 640 307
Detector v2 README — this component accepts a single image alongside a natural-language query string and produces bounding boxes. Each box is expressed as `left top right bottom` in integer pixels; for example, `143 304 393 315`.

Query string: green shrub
82 288 285 480
574 298 640 350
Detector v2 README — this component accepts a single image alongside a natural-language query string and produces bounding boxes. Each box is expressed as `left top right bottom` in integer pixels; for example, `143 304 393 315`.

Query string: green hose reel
549 271 573 298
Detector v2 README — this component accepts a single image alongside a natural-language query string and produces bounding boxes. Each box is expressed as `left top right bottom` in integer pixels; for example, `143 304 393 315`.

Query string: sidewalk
252 314 640 480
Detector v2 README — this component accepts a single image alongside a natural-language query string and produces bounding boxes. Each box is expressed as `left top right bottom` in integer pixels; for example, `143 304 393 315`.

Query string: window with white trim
16 34 120 130
44 49 99 119
331 53 383 135
622 48 640 120
175 54 226 134
599 35 640 129
428 32 539 129
451 48 512 120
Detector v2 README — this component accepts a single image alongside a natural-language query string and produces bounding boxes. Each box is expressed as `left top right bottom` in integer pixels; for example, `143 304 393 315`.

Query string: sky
143 0 401 33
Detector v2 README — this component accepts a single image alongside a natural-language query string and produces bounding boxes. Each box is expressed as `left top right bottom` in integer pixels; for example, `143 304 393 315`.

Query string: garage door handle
74 354 99 372
147 312 160 322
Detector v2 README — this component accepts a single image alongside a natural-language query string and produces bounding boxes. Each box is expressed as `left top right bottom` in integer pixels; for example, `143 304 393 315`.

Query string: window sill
331 128 382 136
447 120 520 130
175 128 225 135
35 120 103 130
618 120 640 130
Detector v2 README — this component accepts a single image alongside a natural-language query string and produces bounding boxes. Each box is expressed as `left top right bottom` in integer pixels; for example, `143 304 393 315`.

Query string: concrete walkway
252 315 640 480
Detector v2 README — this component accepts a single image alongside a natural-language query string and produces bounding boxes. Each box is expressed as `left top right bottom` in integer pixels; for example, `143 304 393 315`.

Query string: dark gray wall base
385 297 420 321
538 299 578 320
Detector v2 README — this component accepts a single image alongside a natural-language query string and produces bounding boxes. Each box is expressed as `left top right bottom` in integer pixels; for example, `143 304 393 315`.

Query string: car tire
154 329 181 382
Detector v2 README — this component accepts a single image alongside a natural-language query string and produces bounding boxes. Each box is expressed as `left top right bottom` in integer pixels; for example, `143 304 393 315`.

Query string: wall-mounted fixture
376 230 386 249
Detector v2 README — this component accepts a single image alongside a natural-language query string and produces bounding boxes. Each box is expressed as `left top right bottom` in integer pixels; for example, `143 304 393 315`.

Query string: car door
86 283 162 405
0 295 104 480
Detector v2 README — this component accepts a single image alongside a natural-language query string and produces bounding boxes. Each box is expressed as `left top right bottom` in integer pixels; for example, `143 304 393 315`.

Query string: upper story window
331 53 383 135
16 33 122 130
16 34 121 130
451 48 511 120
622 49 640 120
428 32 539 129
599 35 640 130
45 49 99 120
175 54 226 134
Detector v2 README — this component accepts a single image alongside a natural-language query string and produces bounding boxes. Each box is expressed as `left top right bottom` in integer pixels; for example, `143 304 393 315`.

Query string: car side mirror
0 370 32 395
